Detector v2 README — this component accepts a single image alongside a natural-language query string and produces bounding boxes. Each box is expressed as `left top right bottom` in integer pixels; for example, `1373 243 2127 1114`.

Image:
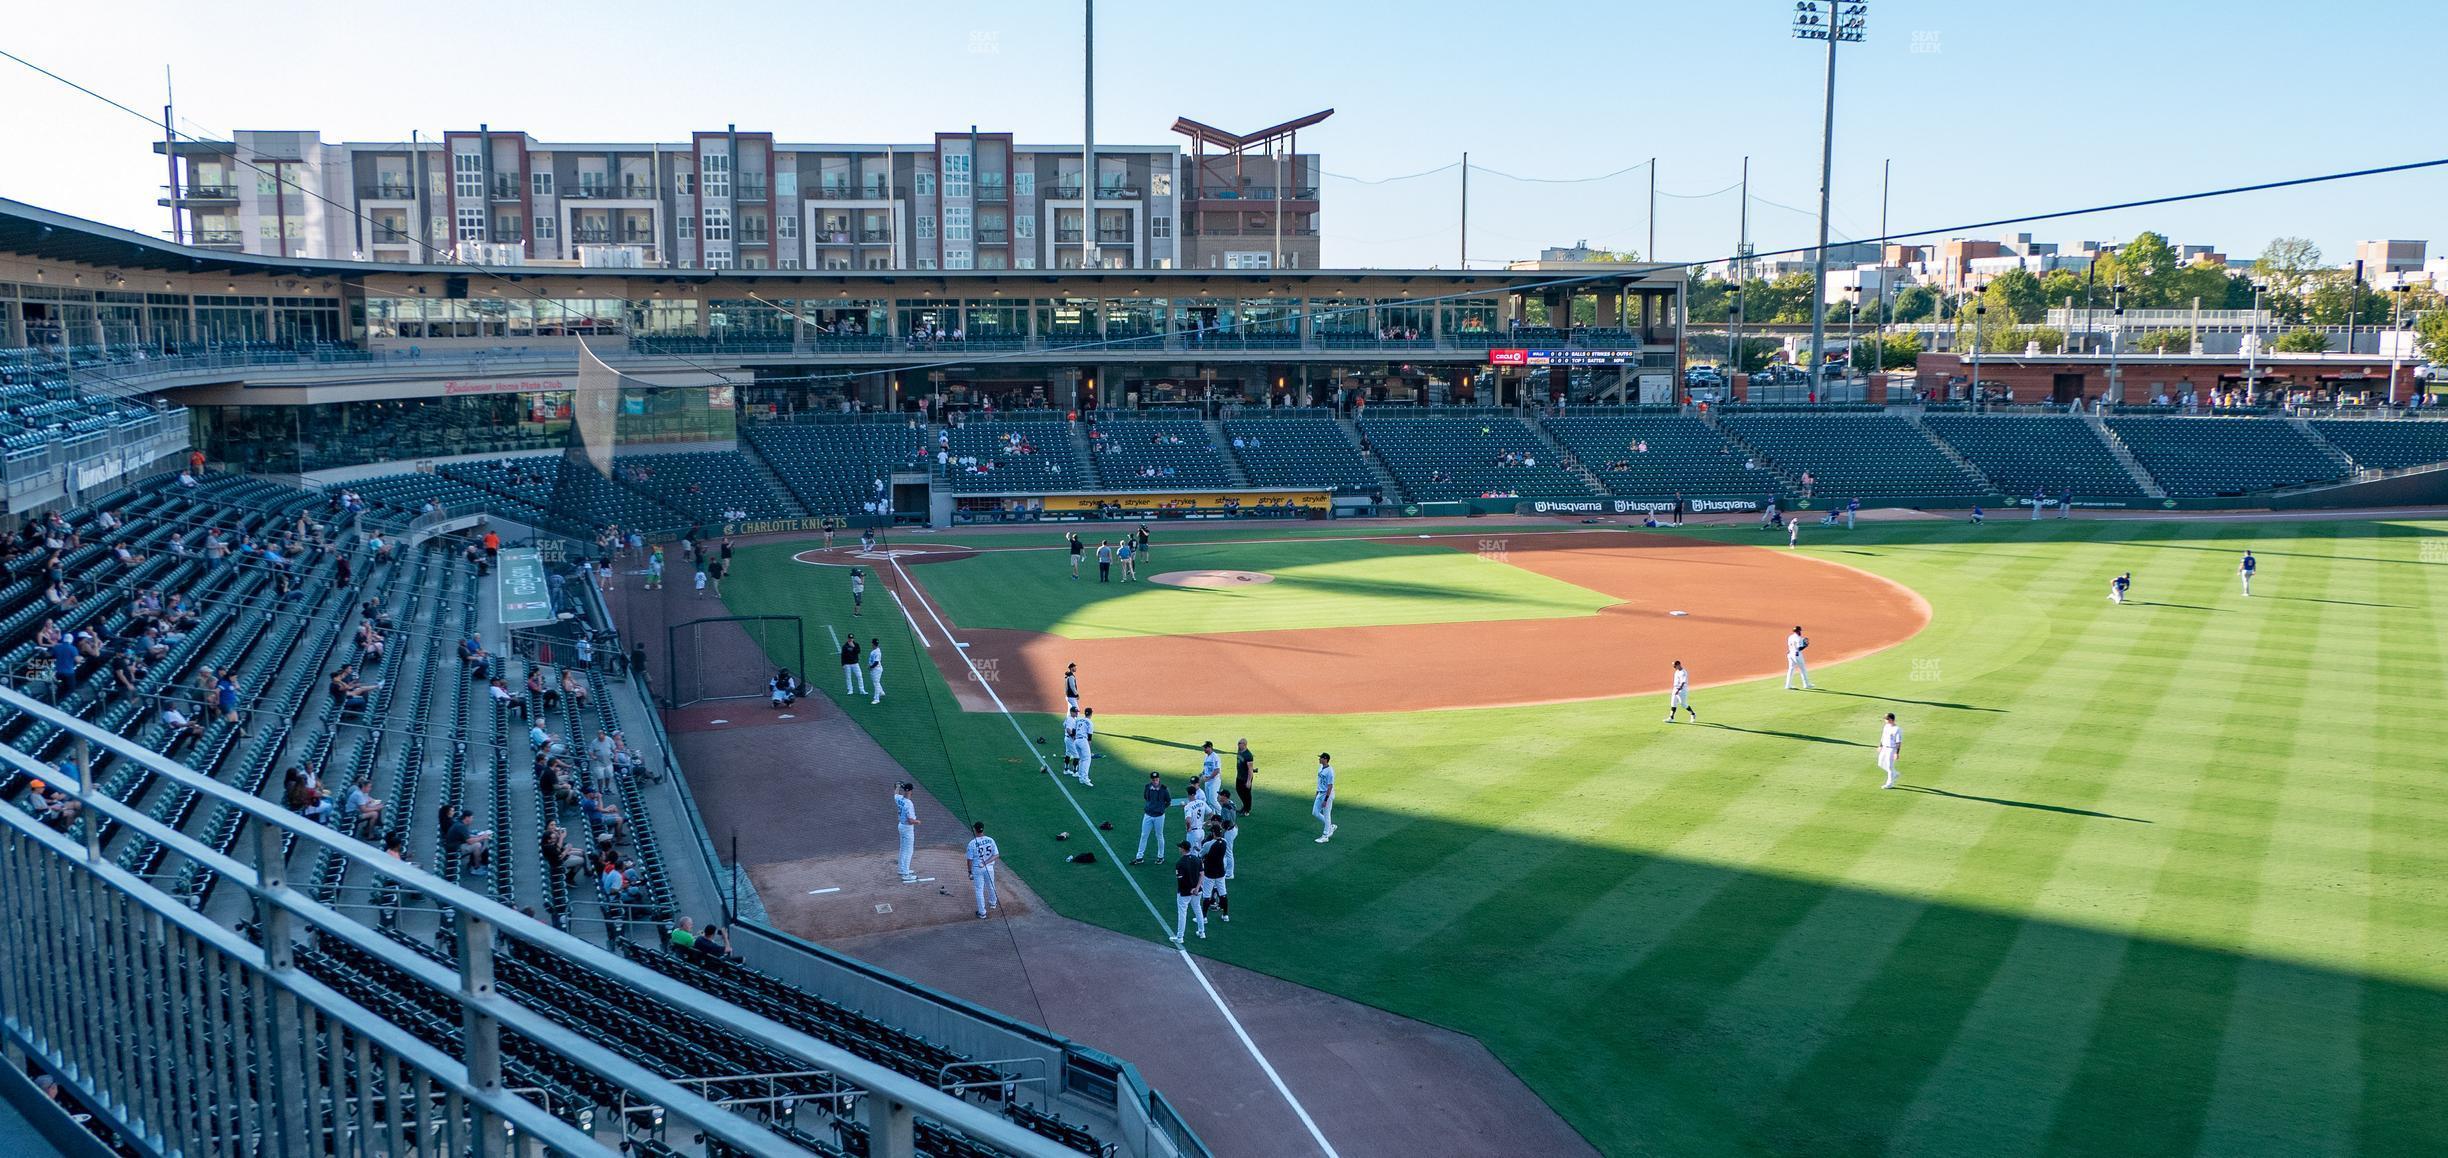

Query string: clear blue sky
1 0 2439 269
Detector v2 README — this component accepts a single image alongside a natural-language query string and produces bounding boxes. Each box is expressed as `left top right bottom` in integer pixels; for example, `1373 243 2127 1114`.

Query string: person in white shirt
1877 713 1904 789
1788 518 1800 549
1784 626 1815 690
866 638 884 704
1074 708 1096 786
1664 660 1697 722
1061 708 1085 778
1181 786 1210 855
1313 753 1337 843
1197 742 1223 810
892 783 919 882
965 821 1000 918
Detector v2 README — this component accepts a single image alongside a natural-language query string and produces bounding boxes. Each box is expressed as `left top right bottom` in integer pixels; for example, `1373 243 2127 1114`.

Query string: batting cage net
666 615 805 707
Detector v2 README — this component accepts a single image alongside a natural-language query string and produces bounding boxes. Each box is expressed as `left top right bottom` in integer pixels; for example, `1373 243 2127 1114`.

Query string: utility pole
1647 157 1657 261
162 67 182 244
1459 152 1468 269
1796 2 1867 404
1732 156 1749 378
1272 137 1284 270
1081 0 1098 270
1874 158 1889 377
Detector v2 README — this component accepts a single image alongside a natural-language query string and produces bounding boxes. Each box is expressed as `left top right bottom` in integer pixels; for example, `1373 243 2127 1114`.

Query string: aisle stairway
2085 414 2169 500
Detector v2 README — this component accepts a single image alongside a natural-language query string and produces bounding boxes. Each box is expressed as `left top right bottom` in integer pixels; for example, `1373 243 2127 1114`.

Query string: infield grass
720 517 2448 1156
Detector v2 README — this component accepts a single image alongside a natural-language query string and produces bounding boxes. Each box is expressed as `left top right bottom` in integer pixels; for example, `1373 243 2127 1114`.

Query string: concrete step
1205 419 1252 486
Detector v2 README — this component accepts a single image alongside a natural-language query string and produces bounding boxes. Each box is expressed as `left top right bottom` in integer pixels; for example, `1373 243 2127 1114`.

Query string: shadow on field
1818 690 2008 714
2266 594 2409 609
1895 785 2152 823
1105 733 1205 753
1701 721 1868 747
2132 601 2226 613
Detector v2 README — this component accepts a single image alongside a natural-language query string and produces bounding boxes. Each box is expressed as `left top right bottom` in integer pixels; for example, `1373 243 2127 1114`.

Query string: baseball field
719 515 2448 1156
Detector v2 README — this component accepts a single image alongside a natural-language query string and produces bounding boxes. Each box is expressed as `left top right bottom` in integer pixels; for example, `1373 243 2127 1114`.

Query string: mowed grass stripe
2036 525 2332 1156
2357 527 2448 1153
1761 531 2242 1154
1690 530 2166 1115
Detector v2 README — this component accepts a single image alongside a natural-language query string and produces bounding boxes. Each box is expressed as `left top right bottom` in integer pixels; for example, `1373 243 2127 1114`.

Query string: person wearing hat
892 782 919 882
1169 840 1209 944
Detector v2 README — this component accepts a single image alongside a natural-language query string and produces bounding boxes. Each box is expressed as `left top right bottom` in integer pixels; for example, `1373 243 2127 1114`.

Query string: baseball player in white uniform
1877 713 1903 789
892 783 918 882
866 638 884 704
965 821 1000 918
1788 518 1800 549
1664 660 1697 722
1181 786 1210 855
1312 753 1337 843
1197 742 1223 810
1785 626 1815 690
1063 663 1080 710
1061 708 1083 776
1075 708 1095 786
849 568 866 617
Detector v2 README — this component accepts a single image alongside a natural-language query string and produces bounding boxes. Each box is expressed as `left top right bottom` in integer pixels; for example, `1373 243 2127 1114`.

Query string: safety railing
0 683 1086 1158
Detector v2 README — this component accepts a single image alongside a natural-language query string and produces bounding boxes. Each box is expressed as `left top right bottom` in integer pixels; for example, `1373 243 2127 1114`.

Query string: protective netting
665 615 804 707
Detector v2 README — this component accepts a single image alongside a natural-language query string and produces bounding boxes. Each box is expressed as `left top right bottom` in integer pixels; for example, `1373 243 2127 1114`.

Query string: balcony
372 183 416 199
1051 185 1083 199
567 184 608 200
975 182 1008 203
1188 186 1321 203
180 184 239 200
858 229 891 243
621 229 658 245
1055 228 1084 243
1096 228 1133 244
737 180 768 201
976 229 1009 245
192 229 242 246
621 182 657 199
572 229 614 244
1097 185 1142 199
372 226 413 244
741 230 771 246
817 185 888 200
491 178 522 200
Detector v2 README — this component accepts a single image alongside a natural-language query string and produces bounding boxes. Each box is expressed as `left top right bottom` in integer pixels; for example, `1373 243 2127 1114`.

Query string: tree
2168 261 2249 311
2130 329 2192 354
2039 268 2086 313
2414 310 2448 366
1685 276 1733 323
2303 271 2393 327
1890 284 1937 323
2101 231 2180 308
2272 328 2333 353
1878 329 1923 369
2252 237 2324 298
1980 267 2047 323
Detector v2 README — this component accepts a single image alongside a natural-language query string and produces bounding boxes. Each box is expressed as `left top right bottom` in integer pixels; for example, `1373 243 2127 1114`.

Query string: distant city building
2353 239 2427 276
158 124 1324 272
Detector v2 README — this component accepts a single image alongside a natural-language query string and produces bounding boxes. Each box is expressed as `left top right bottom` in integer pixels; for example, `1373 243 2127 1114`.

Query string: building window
776 169 797 198
677 256 694 268
979 251 1009 270
945 206 971 241
258 219 278 240
1015 171 1035 198
703 207 731 241
778 215 798 239
1151 215 1171 240
780 257 800 269
494 212 522 241
916 256 937 269
916 214 936 241
946 250 974 270
702 151 731 199
1224 251 1271 269
679 215 696 240
535 216 556 240
942 153 971 199
745 255 768 270
1016 254 1037 269
453 153 483 199
915 172 935 198
532 171 554 197
705 250 734 269
1151 172 1172 197
677 171 696 196
1015 214 1035 240
456 207 486 241
865 256 890 269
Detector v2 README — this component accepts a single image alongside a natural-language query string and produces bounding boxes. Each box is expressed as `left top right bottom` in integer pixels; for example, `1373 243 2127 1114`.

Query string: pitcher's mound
1151 569 1275 588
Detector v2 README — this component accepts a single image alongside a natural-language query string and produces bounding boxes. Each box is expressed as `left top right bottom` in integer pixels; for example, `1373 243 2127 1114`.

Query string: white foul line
806 887 842 895
888 586 932 649
889 558 1340 1158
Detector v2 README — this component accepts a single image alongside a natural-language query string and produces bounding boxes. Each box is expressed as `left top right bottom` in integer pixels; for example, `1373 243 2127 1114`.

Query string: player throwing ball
1664 660 1698 722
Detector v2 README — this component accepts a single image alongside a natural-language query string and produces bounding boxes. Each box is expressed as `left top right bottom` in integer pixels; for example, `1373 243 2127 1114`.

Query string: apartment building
155 127 1288 272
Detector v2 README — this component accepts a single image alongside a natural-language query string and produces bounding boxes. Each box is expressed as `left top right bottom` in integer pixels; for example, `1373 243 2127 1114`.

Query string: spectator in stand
329 666 374 713
562 668 589 708
541 820 587 885
581 788 627 844
284 769 332 823
345 777 385 828
443 807 493 877
213 669 244 733
460 634 490 676
530 666 557 713
158 699 207 746
489 677 528 720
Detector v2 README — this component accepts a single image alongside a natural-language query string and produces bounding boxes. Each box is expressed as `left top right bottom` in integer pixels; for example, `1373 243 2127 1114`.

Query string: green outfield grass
907 537 1620 638
719 518 2448 1156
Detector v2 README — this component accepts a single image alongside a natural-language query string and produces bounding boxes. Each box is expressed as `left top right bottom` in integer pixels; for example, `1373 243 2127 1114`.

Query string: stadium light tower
1794 1 1867 404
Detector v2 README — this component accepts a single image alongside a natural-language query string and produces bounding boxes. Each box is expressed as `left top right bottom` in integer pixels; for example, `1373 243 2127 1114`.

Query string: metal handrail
0 681 1083 1158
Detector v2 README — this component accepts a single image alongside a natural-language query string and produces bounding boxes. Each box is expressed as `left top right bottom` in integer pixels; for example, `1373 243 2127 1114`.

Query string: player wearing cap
965 821 1000 918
